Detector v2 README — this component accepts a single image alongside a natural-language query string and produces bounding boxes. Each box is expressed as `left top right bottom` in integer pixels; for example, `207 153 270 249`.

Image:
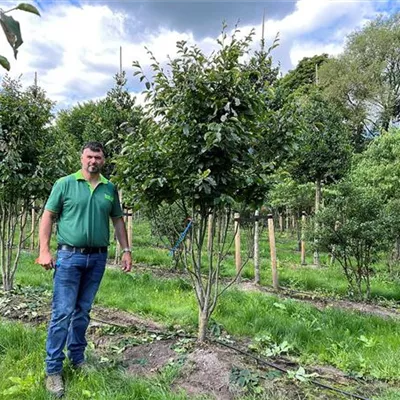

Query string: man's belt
57 244 108 254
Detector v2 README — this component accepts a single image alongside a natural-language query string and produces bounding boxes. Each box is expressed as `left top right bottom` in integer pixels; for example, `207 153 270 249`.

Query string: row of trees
1 12 400 339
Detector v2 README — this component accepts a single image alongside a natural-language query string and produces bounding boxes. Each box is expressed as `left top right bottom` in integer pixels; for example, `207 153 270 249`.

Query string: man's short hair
81 142 106 157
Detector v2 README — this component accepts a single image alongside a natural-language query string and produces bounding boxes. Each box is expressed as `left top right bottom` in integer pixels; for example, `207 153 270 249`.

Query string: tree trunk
254 210 260 284
234 213 241 283
198 310 208 342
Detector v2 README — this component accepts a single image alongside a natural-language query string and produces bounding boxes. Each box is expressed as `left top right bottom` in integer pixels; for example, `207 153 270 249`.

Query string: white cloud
289 41 343 66
0 0 392 108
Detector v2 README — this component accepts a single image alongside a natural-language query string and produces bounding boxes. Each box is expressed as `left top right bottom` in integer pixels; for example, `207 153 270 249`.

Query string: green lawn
3 220 400 399
13 251 400 382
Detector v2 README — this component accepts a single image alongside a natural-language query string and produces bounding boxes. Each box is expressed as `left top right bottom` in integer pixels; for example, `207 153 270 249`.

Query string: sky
0 0 399 111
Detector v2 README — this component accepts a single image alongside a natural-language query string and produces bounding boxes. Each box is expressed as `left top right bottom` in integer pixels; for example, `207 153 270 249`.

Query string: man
37 142 132 398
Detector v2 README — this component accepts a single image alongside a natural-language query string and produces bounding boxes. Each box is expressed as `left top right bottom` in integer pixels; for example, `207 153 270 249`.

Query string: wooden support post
127 209 133 248
115 190 122 264
234 212 241 283
279 213 283 232
301 211 306 265
285 207 290 231
313 179 322 266
268 214 279 290
254 210 260 285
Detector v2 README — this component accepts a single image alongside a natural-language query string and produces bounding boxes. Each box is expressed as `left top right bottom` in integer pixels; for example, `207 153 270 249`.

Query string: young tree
317 182 391 299
0 76 57 291
0 3 41 70
115 27 290 341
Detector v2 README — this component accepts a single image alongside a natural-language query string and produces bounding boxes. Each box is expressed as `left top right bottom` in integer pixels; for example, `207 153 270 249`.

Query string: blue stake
169 219 193 256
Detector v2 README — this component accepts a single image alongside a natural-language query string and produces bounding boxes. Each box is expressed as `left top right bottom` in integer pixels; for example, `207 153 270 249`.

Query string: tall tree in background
320 13 400 146
54 72 142 177
280 54 329 94
288 89 352 265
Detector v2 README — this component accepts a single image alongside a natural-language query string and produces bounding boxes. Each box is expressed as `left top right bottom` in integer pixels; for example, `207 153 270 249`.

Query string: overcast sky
0 0 399 110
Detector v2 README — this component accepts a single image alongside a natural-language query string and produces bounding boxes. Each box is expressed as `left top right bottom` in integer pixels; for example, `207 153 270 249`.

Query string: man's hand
121 251 132 273
36 251 55 270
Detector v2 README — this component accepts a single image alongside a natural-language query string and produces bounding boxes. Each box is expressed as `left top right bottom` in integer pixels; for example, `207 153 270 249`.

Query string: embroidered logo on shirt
105 194 114 202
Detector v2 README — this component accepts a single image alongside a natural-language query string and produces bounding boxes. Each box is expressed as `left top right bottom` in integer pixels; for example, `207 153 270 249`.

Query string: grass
127 220 400 301
5 219 400 398
13 252 400 381
0 320 200 399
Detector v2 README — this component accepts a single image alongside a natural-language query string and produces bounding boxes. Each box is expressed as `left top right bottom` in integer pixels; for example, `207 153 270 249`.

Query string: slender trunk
254 210 260 284
234 213 241 283
207 213 213 253
30 200 36 251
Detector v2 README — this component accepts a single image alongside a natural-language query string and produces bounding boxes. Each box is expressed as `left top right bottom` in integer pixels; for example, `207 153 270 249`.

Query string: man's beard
87 165 100 173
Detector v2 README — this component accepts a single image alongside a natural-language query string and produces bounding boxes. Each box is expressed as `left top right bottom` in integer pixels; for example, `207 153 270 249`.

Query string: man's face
81 148 105 174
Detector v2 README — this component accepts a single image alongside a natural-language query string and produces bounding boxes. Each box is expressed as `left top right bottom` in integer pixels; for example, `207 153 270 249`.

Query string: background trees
0 76 55 290
320 13 400 145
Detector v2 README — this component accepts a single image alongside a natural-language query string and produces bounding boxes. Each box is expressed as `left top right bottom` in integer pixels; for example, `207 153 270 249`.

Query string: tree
317 182 391 299
280 54 329 94
320 13 400 143
288 89 352 265
0 3 40 70
54 72 142 177
115 27 289 341
0 76 58 291
350 127 400 265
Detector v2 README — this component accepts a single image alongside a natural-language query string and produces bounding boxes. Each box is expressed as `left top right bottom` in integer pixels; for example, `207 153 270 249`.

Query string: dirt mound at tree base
173 345 237 400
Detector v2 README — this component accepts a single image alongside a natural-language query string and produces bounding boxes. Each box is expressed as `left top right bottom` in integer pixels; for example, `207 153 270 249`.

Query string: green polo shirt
45 170 123 247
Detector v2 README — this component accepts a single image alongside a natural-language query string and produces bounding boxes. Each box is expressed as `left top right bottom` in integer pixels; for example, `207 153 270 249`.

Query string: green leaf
0 13 23 58
145 82 151 90
15 3 41 16
0 55 10 70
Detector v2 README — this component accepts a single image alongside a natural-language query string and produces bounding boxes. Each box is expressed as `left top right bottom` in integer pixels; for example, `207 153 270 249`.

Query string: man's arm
112 216 132 273
37 210 57 270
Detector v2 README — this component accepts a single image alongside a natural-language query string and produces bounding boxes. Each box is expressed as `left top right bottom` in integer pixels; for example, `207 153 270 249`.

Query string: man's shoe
72 361 92 374
45 374 64 398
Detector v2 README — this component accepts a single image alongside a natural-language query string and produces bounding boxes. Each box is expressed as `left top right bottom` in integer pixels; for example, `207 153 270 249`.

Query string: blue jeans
45 250 107 375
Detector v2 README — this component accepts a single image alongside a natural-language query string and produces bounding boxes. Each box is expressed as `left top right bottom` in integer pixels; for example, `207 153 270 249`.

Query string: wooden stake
268 214 279 290
127 209 133 248
313 180 321 266
115 190 122 264
234 212 241 282
254 210 260 284
301 211 306 265
279 213 283 232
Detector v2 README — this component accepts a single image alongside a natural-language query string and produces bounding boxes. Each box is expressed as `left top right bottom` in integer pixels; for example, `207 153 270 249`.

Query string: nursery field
1 220 400 399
